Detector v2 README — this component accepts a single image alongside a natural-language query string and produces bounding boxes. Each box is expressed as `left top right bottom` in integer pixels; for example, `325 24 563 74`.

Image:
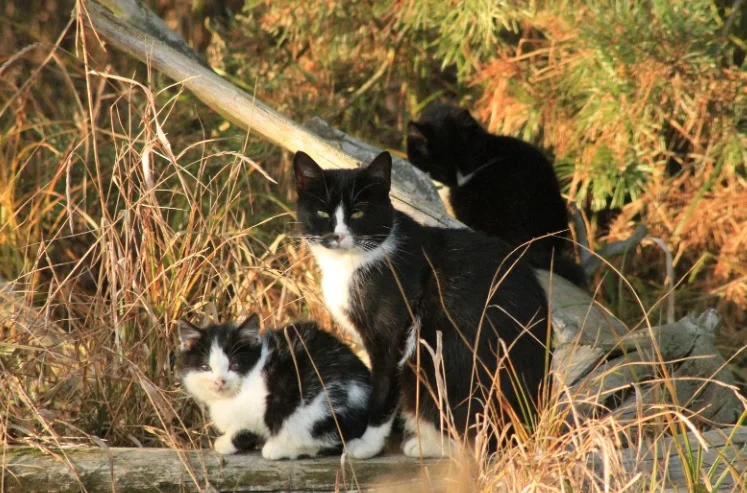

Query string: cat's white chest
310 245 364 340
208 351 270 438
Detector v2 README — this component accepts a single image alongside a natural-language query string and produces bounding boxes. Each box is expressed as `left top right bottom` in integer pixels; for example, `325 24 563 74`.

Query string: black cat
178 315 371 459
407 102 585 286
294 151 550 458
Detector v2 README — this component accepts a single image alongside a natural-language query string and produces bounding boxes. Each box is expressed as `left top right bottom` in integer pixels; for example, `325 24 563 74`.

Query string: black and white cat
294 151 550 459
178 314 371 460
407 102 585 286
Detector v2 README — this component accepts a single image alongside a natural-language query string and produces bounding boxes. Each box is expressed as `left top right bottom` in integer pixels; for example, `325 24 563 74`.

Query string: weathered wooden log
79 0 744 426
1 447 443 492
543 272 743 425
3 425 745 491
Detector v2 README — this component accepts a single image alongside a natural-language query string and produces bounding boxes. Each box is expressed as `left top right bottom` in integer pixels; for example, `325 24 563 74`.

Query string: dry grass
1 1 746 491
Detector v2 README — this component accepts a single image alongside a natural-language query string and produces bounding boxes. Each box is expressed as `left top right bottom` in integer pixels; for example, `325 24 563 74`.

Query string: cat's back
450 134 569 252
413 225 548 348
421 225 544 298
266 321 369 381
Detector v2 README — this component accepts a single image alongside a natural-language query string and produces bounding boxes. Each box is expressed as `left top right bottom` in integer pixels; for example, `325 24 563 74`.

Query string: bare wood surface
3 426 745 491
1 448 444 492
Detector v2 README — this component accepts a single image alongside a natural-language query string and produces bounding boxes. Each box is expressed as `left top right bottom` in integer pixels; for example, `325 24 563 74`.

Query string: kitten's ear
363 151 392 187
293 151 324 192
177 320 202 351
236 313 261 341
407 122 431 161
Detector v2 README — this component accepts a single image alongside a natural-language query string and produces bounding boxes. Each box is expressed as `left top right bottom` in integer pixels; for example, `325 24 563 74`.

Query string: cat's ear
452 109 484 140
293 151 324 192
407 122 431 162
177 320 202 351
236 313 261 341
363 151 392 187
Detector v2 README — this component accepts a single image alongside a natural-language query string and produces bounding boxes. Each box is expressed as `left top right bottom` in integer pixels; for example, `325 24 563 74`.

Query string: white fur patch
456 158 500 186
333 205 354 249
182 342 243 404
344 418 393 459
309 224 397 342
401 412 456 458
261 436 319 461
346 383 369 409
213 433 238 455
260 389 339 460
207 345 271 439
398 317 420 368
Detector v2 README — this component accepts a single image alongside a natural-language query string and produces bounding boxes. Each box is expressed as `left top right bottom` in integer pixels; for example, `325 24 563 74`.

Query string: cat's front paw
402 435 453 458
213 434 238 455
261 438 305 460
344 425 389 459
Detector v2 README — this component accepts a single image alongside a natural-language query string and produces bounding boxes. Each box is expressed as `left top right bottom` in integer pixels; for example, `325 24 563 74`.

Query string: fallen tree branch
84 0 453 229
540 273 743 425
584 224 649 277
570 205 650 279
94 0 209 68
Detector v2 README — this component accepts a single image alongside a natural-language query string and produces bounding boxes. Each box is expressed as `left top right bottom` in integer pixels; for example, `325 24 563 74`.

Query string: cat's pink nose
334 233 346 244
215 378 226 389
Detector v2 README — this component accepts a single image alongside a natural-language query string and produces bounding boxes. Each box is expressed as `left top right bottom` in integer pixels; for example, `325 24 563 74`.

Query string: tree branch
84 0 452 228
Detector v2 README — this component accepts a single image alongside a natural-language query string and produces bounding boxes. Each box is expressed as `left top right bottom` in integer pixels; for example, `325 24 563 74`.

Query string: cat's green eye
200 364 211 372
351 210 364 219
317 210 330 218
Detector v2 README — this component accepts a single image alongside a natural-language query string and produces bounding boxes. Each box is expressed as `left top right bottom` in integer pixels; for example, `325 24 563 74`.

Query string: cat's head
177 314 262 403
406 103 486 186
293 151 394 253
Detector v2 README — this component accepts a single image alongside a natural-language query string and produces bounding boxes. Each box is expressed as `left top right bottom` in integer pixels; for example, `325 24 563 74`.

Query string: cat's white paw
401 412 455 458
213 434 238 455
261 438 304 460
345 424 390 459
402 435 453 458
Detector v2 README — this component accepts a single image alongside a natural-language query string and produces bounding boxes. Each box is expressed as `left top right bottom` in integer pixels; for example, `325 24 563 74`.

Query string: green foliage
228 0 743 213
393 0 528 77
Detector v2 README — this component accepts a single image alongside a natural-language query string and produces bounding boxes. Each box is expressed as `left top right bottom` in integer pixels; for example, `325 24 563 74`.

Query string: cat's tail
525 246 587 289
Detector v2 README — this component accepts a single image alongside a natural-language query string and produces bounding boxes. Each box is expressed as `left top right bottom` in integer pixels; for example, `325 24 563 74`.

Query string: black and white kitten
407 103 585 286
178 314 371 460
294 151 550 458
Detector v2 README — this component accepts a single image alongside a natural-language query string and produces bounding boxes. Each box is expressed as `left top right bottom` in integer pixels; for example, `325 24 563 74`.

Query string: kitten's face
293 151 394 253
406 104 484 187
178 315 262 403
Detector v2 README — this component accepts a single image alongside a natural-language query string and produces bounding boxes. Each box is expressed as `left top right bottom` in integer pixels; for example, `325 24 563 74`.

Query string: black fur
294 151 551 447
260 321 370 445
179 316 371 455
231 430 260 450
407 103 585 286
